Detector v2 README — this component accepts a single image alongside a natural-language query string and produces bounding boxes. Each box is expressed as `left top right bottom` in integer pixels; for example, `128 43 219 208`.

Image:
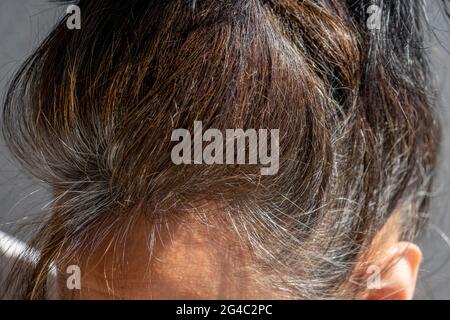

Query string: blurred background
0 0 449 299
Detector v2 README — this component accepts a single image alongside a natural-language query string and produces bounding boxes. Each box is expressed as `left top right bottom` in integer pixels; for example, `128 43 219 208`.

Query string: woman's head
2 0 447 299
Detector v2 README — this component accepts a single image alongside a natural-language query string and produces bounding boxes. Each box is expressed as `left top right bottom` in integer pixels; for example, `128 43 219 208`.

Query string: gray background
0 0 449 299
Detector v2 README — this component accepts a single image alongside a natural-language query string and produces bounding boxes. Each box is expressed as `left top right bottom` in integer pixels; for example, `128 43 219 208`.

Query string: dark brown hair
2 0 448 299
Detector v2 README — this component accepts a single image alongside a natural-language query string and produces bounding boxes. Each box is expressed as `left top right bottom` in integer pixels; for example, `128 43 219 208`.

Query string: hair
1 0 448 299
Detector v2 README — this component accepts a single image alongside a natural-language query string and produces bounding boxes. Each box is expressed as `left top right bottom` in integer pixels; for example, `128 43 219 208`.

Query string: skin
56 210 422 300
57 212 289 299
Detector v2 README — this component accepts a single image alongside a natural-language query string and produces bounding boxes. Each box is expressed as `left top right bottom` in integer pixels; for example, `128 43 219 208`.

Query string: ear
367 242 422 300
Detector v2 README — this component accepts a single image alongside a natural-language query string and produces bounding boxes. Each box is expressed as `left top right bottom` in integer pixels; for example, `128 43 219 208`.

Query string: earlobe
367 242 422 300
